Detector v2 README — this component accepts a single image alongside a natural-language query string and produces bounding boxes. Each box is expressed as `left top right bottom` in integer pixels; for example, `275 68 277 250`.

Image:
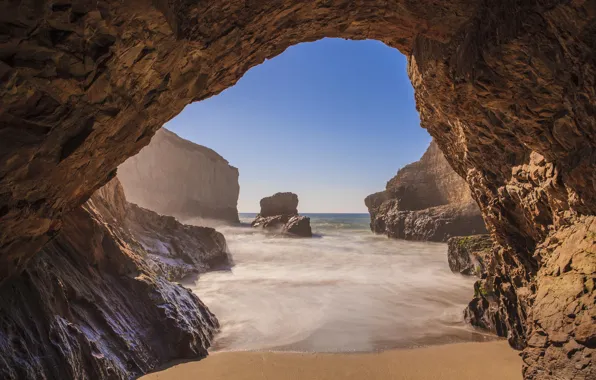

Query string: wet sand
141 341 522 380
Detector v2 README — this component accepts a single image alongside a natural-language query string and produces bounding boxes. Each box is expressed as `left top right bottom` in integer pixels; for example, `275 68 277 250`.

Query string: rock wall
366 141 487 241
0 178 228 379
1 1 595 378
118 128 239 223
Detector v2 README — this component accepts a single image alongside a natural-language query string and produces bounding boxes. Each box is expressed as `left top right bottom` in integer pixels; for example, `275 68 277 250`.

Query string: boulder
283 215 313 237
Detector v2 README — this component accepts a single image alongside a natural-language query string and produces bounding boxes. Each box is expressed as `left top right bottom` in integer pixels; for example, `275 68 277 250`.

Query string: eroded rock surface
0 178 226 379
1 1 595 378
252 192 312 237
118 128 240 224
366 141 487 242
448 235 493 276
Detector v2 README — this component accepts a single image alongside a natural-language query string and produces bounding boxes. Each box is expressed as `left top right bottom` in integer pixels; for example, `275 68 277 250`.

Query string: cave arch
1 0 594 378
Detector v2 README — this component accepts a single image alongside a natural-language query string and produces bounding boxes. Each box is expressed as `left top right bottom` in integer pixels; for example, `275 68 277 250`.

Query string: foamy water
187 214 496 353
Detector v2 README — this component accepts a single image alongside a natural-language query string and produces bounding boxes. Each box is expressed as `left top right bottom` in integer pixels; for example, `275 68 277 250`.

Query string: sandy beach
141 341 522 380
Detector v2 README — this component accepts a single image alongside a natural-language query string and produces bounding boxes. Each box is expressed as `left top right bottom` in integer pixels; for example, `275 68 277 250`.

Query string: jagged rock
126 202 232 279
251 214 291 229
1 1 595 378
251 193 311 237
259 192 299 217
447 235 493 276
366 142 487 242
118 128 240 224
282 215 313 237
0 178 221 380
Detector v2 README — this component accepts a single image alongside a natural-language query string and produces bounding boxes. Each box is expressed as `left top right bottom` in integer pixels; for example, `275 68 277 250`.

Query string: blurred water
187 213 497 353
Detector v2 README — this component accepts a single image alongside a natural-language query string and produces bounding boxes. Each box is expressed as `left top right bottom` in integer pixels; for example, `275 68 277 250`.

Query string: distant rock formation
252 192 312 237
118 128 240 223
0 178 229 379
365 141 487 242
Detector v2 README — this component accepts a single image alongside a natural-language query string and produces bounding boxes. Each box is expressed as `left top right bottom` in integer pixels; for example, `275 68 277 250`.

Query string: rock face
259 192 299 217
366 141 487 242
1 1 595 378
118 128 240 223
0 178 227 379
252 193 312 237
447 235 493 276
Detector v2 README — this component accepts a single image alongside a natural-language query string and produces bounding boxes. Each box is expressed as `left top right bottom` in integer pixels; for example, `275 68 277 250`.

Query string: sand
141 341 522 380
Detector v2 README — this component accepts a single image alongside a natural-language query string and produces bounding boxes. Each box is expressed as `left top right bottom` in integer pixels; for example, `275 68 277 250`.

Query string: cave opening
115 37 493 354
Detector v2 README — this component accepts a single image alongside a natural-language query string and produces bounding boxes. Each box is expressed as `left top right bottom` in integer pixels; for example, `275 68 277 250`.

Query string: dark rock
365 141 487 242
251 193 311 237
259 192 299 217
0 178 220 380
251 214 291 229
447 234 493 276
283 215 313 237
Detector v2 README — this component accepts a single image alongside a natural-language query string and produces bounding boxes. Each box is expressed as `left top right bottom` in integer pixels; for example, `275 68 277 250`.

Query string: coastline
141 341 521 380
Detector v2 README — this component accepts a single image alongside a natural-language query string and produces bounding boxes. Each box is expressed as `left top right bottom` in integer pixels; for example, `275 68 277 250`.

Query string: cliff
0 178 229 379
118 128 240 223
365 141 487 242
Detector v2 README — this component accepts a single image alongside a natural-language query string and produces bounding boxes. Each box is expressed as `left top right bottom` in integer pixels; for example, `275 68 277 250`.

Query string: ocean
187 213 497 353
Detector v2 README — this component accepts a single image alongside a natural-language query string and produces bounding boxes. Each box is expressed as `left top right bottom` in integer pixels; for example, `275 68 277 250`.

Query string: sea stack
252 192 312 237
365 140 487 242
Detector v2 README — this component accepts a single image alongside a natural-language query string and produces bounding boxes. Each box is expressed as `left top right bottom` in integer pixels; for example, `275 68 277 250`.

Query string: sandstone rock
0 178 221 379
366 141 487 242
252 192 311 237
118 128 240 224
1 1 595 378
447 235 493 276
283 215 313 237
259 192 299 217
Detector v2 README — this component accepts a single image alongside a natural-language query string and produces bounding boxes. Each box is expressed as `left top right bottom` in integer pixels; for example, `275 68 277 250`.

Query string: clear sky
165 38 431 213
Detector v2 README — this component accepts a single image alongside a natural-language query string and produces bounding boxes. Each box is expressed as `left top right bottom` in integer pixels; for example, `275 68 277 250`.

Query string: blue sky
165 38 430 213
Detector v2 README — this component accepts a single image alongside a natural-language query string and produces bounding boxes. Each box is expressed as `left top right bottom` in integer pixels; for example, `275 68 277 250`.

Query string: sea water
187 213 497 352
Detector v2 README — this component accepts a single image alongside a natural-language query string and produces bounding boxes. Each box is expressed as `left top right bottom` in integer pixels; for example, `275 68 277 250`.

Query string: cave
0 0 594 379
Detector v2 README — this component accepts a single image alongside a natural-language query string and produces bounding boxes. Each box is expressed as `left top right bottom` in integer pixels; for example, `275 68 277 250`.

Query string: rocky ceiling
0 0 594 378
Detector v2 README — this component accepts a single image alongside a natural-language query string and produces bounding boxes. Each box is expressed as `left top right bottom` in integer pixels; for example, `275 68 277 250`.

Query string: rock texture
1 1 595 378
252 193 312 237
118 128 240 223
447 235 493 276
0 178 228 379
366 141 487 242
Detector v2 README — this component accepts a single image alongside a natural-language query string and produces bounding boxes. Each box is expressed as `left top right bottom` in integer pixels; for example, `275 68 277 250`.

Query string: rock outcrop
252 193 312 237
447 235 493 276
366 141 487 242
118 128 240 224
1 1 595 378
0 178 228 379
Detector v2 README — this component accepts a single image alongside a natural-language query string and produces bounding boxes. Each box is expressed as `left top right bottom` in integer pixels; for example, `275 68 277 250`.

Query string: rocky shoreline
0 178 228 379
366 141 486 242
